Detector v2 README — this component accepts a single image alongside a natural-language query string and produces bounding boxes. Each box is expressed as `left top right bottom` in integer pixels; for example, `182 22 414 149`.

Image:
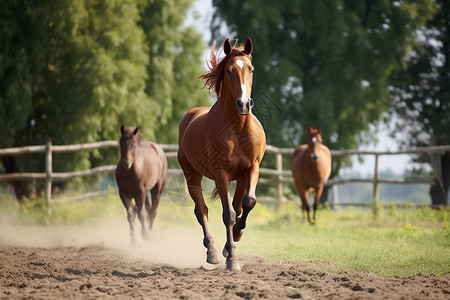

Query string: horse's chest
192 138 257 179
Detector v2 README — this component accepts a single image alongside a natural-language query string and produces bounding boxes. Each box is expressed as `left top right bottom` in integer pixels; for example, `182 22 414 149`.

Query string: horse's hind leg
148 184 161 231
120 191 136 246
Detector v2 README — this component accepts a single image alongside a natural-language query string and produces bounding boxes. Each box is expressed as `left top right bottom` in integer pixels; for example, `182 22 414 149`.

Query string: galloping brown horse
290 126 332 224
177 37 266 270
115 125 167 246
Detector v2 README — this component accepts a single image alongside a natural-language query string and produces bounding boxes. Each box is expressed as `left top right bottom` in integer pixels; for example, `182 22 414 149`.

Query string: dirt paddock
1 223 449 299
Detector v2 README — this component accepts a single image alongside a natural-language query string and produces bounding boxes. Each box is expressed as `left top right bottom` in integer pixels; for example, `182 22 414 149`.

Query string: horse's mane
199 40 252 98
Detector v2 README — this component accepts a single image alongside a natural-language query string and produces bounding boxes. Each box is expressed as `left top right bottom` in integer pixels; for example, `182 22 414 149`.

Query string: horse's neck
212 94 250 130
307 142 323 153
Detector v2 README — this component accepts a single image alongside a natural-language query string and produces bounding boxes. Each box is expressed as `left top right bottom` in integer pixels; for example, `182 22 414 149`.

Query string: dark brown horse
115 125 167 246
177 37 266 270
290 126 332 224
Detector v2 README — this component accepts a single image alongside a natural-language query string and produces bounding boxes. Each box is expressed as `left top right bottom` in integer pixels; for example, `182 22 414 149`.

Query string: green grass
1 193 449 277
236 202 450 276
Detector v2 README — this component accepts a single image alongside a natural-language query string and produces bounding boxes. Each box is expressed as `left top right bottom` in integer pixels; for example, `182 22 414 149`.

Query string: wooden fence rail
1 141 449 209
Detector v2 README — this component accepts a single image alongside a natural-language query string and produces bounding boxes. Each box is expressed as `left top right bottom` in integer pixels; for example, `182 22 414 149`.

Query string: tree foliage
0 0 209 200
141 0 211 144
389 0 449 147
388 0 449 205
211 0 435 172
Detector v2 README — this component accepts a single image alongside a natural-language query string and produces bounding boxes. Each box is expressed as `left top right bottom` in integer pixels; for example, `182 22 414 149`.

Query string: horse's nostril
236 99 243 108
249 99 254 108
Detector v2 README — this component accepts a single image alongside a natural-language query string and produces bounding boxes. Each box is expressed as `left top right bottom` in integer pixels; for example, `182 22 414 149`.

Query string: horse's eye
250 68 254 73
226 69 232 75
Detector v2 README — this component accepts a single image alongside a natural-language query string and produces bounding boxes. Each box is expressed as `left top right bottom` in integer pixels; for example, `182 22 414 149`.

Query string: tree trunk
1 156 36 203
429 152 450 207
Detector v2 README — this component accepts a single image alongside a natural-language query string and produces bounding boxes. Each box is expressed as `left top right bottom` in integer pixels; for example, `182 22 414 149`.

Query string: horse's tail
211 188 220 201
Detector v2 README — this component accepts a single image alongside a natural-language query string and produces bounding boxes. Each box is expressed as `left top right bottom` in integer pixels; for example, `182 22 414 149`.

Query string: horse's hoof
142 231 151 240
206 250 221 265
226 259 241 271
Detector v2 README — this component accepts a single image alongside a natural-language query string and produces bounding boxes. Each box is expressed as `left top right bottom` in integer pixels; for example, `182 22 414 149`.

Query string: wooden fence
260 145 450 212
1 141 449 209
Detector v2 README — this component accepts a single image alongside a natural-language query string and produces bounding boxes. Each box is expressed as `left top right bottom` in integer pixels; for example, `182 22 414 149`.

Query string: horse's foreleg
127 206 137 246
299 191 312 224
312 186 324 224
217 178 240 271
120 192 136 246
135 191 150 240
232 178 246 218
233 167 257 242
186 173 220 265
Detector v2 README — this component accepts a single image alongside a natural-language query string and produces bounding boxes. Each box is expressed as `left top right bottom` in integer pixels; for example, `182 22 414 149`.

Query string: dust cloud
0 213 221 270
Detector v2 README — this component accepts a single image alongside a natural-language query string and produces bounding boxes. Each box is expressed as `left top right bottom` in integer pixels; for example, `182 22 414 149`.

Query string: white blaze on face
236 59 244 69
239 84 250 114
241 84 249 101
312 137 317 143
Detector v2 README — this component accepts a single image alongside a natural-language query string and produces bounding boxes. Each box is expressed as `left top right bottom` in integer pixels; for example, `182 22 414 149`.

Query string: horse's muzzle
236 98 254 115
123 160 133 169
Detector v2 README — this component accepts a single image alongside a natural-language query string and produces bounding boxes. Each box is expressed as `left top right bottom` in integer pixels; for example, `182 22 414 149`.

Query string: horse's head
199 37 255 116
307 126 323 162
222 37 254 115
119 125 141 169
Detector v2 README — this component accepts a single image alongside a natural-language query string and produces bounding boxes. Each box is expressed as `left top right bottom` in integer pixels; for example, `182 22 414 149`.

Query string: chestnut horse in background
115 125 167 246
290 126 332 224
178 37 266 270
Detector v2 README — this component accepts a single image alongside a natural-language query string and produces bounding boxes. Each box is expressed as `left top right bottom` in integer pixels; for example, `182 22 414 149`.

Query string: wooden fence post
372 154 380 217
276 152 284 203
45 140 52 205
332 185 339 207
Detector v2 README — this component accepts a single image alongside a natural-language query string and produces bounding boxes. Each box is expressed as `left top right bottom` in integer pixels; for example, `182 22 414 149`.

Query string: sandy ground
1 220 449 299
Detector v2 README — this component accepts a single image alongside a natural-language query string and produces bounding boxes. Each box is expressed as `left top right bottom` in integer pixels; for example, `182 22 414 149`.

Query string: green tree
211 0 434 174
140 0 210 144
389 0 449 206
0 0 208 201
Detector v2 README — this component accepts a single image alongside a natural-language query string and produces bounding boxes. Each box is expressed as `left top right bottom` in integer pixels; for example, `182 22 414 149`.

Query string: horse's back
143 141 167 174
178 107 210 144
134 142 167 190
145 142 166 162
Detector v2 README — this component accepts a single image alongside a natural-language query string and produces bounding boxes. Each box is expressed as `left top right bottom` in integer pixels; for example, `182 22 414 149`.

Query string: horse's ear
120 125 125 134
317 126 321 133
243 37 253 55
133 127 138 135
224 39 232 56
307 126 312 133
